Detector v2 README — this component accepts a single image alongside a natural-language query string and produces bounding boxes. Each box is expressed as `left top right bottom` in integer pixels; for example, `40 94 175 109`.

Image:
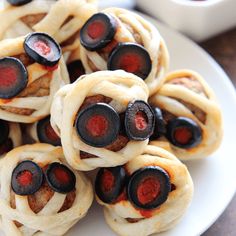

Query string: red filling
45 123 60 141
17 170 33 186
101 169 115 192
174 127 192 145
0 66 17 88
86 115 108 137
34 40 51 56
54 167 70 185
88 20 105 39
119 53 142 73
139 209 153 218
137 177 160 205
134 111 148 130
44 64 58 71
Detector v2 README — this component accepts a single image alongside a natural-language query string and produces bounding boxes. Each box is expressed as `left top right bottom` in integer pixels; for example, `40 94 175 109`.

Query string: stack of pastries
0 1 223 236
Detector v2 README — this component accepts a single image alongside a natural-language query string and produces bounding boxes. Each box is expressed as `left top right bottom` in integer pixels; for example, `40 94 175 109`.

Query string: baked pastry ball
26 115 61 146
0 33 69 123
95 145 193 236
0 120 22 158
79 7 169 95
0 143 93 236
1 0 97 46
149 70 223 160
51 70 154 171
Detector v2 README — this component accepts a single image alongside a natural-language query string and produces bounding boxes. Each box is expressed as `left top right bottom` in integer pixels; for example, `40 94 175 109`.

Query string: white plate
0 12 236 236
66 14 236 236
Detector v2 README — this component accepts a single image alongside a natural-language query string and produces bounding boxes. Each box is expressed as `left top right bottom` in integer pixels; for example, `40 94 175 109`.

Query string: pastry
0 32 69 123
26 115 61 146
0 143 93 235
95 145 193 236
149 69 223 160
1 0 97 63
79 7 169 95
51 70 154 171
0 119 22 158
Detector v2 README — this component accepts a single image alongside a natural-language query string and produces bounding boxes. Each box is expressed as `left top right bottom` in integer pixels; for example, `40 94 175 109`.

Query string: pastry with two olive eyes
79 7 169 95
0 143 93 236
95 145 193 236
0 119 22 158
0 32 69 123
50 70 154 171
149 70 223 160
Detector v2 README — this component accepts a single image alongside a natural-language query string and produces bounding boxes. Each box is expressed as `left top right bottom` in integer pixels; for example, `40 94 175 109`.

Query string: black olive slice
80 13 117 51
37 116 61 146
166 117 202 148
125 100 154 141
24 32 61 67
45 163 76 194
107 43 152 80
11 161 43 196
7 0 32 6
127 166 171 210
75 103 120 147
67 60 85 83
0 120 9 145
95 166 126 203
150 107 166 140
0 57 28 99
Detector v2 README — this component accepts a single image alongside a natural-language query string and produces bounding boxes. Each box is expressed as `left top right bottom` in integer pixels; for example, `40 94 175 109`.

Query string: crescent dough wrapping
97 145 193 236
149 69 223 160
0 35 69 123
0 144 93 236
50 70 150 171
79 7 169 95
1 0 97 40
0 121 22 158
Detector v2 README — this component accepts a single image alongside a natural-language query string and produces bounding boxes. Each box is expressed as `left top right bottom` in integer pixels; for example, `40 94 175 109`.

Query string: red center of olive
54 166 70 185
17 170 33 187
34 40 51 56
0 66 17 88
86 115 108 137
45 123 59 141
134 111 148 130
88 20 105 39
44 64 59 72
119 53 141 73
174 127 193 145
137 177 160 205
101 169 115 192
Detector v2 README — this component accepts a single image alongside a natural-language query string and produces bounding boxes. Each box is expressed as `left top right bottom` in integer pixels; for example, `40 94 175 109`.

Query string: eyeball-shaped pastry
79 7 169 95
0 143 93 235
95 145 193 236
1 0 97 45
51 70 153 171
26 115 61 146
149 69 223 160
0 120 22 158
0 33 69 123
